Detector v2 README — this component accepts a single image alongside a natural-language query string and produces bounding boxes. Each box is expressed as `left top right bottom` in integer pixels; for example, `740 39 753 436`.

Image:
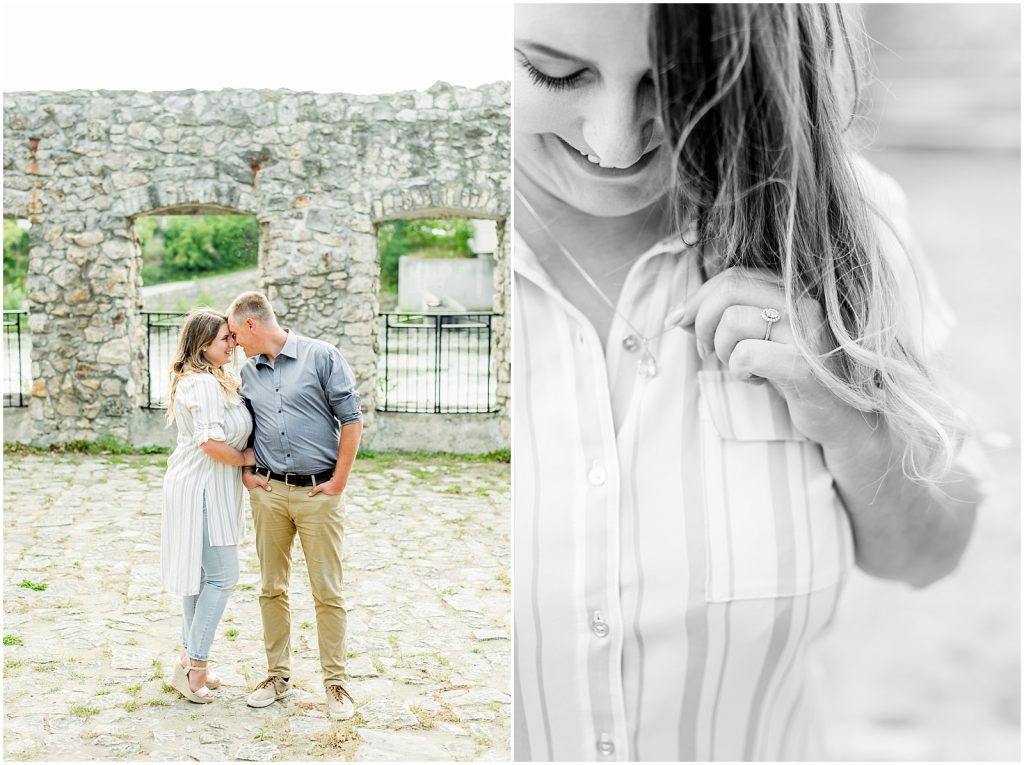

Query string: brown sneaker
246 676 291 708
326 684 355 720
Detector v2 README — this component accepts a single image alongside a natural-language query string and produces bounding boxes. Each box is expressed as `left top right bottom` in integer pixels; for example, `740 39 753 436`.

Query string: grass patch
312 720 360 756
146 698 170 707
150 657 163 681
4 439 170 456
355 448 510 468
95 689 112 696
125 683 141 695
161 682 176 694
225 628 239 640
71 705 100 719
472 732 492 748
5 658 23 669
410 706 436 729
301 621 313 629
17 579 47 591
3 634 23 646
123 700 140 712
236 583 256 591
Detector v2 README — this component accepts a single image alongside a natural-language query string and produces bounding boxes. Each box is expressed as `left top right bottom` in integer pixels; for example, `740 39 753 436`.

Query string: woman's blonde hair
652 3 963 484
166 309 240 422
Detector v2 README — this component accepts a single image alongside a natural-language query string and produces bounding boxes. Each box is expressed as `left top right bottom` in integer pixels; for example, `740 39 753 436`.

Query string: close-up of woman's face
514 3 673 218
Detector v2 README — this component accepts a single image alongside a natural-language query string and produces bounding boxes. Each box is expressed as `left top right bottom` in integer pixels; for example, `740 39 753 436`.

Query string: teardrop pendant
637 346 658 379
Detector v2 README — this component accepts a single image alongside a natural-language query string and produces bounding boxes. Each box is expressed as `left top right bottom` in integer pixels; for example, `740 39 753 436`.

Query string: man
226 291 362 721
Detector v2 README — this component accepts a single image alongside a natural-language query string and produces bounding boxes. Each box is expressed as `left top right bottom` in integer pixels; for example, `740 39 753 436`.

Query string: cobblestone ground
3 452 510 762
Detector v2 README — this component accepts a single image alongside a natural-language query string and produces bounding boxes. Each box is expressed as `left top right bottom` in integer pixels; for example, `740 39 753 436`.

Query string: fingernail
663 305 686 329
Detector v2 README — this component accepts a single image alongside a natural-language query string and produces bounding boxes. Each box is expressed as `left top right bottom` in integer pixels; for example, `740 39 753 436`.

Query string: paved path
3 453 510 761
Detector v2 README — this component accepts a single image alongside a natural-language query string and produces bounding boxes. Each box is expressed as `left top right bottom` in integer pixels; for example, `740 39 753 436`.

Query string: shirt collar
514 227 691 296
254 329 298 367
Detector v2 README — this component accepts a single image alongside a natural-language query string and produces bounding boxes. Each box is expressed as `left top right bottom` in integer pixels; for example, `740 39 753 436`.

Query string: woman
513 4 983 761
161 309 255 703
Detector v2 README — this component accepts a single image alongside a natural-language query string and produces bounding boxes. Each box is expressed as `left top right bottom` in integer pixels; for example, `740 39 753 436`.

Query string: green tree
377 219 474 294
138 215 258 284
3 219 30 309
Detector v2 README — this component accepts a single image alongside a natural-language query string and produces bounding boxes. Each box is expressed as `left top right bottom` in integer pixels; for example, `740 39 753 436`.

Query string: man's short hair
228 291 277 325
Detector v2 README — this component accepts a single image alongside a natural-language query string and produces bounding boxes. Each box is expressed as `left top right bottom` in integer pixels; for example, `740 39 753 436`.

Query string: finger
693 281 786 360
712 305 793 367
729 339 808 391
308 486 320 497
675 267 781 330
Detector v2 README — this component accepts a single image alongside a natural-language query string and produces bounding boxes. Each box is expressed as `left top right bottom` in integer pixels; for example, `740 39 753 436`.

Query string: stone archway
3 84 510 448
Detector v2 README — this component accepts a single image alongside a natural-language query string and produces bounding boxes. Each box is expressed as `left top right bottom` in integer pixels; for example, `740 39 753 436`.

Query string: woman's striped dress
161 373 253 596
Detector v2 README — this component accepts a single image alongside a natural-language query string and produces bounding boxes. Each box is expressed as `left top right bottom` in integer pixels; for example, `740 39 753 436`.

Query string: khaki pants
249 481 347 686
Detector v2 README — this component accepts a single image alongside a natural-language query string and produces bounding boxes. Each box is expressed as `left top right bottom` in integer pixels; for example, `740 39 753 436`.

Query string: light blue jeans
181 493 239 661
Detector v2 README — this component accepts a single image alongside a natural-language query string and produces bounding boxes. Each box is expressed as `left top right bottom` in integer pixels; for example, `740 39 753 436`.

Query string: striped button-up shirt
240 330 362 475
513 160 954 761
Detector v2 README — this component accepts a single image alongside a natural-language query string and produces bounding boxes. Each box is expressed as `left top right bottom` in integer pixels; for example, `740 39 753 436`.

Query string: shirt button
597 734 615 756
591 611 609 638
588 462 607 486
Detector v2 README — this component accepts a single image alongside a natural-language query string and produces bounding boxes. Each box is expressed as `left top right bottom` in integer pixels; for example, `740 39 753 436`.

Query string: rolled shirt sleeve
854 156 992 490
183 374 227 445
853 155 956 360
319 346 363 426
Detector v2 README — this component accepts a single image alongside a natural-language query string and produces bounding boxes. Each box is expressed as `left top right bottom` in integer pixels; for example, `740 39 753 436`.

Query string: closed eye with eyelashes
516 51 588 92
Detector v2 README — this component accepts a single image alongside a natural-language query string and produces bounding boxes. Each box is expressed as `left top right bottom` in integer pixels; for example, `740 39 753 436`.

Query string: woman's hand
668 265 979 587
668 266 866 448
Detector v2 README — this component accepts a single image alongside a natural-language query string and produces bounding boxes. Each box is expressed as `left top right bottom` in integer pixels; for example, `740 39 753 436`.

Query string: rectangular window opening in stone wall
134 210 260 409
3 217 33 409
376 216 500 415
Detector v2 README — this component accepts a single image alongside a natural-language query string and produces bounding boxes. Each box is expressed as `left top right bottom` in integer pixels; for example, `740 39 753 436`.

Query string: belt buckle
284 472 297 487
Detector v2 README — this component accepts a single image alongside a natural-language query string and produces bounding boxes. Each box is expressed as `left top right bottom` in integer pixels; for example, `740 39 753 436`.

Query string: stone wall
3 84 510 447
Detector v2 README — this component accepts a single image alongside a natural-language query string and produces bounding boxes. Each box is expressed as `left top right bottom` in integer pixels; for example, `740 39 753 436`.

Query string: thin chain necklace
515 188 674 379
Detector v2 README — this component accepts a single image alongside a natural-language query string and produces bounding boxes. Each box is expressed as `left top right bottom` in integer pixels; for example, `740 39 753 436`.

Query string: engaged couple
159 291 363 720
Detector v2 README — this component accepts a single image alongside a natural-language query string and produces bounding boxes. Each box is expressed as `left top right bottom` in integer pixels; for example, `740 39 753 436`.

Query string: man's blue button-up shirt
239 330 362 475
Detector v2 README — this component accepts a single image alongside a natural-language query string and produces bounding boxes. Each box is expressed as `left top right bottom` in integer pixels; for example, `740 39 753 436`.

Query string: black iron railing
3 310 29 408
378 312 497 414
145 311 187 409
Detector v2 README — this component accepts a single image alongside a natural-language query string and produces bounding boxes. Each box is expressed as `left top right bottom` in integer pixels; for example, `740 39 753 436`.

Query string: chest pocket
697 370 855 603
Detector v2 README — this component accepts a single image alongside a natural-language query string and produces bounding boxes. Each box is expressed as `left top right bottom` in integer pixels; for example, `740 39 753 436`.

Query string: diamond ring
761 307 781 341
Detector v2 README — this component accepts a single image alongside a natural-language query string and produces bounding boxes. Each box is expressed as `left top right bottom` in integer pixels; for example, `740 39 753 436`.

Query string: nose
581 77 657 169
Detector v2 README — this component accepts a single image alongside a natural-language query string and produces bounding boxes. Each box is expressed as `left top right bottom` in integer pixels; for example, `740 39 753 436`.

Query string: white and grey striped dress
513 159 957 761
161 373 253 596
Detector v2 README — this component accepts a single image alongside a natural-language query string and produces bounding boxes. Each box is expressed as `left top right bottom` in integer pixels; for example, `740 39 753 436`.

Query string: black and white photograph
512 3 1018 761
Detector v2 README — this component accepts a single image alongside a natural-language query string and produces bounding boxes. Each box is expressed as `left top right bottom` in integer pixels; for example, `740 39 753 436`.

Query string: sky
1 0 510 94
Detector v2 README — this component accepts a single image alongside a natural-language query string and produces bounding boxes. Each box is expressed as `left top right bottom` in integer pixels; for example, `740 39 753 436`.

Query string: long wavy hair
166 309 240 422
652 3 962 484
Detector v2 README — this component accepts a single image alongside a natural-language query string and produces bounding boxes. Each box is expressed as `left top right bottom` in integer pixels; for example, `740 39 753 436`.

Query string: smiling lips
555 134 661 178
